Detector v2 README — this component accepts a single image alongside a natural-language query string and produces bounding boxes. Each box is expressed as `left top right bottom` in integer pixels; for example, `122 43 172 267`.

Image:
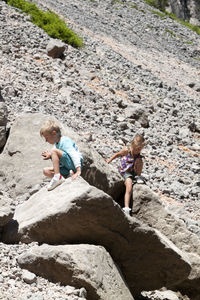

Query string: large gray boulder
0 113 50 197
18 244 134 300
3 177 191 296
0 113 123 200
132 184 200 300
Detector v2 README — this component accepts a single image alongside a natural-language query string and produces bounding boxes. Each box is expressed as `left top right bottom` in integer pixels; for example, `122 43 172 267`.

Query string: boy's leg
43 167 54 178
47 149 65 191
51 148 64 174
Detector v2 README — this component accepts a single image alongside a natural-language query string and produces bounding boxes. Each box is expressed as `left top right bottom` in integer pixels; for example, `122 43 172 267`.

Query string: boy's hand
42 150 51 160
71 167 81 180
72 172 81 180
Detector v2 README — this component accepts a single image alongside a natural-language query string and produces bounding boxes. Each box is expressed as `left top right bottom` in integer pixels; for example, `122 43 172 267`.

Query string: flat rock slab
132 184 200 299
3 177 191 296
18 244 134 300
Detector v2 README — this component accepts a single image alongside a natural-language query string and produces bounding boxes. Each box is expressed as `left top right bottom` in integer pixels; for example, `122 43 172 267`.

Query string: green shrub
4 0 83 47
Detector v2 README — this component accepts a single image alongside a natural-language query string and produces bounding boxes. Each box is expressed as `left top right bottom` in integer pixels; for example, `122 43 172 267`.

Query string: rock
142 289 188 300
0 102 7 126
46 39 66 58
21 269 37 284
132 184 200 299
124 104 149 128
0 191 14 227
79 287 87 298
188 121 200 133
3 177 191 296
0 113 50 197
0 101 7 148
18 244 134 300
0 126 7 149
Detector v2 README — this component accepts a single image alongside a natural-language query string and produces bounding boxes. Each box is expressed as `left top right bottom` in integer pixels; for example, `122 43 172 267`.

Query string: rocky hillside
0 0 200 299
1 0 199 218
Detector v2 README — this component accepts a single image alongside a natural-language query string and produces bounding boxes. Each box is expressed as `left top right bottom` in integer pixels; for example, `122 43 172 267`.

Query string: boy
40 119 83 191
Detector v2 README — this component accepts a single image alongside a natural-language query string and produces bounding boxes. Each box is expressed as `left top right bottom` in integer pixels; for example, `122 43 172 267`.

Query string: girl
106 134 146 215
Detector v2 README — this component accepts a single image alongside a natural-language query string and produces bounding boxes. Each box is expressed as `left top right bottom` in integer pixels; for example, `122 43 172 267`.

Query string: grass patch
111 1 146 13
151 9 166 18
129 3 146 13
184 40 193 44
144 0 168 11
111 0 124 4
193 57 200 61
165 28 176 37
4 0 83 47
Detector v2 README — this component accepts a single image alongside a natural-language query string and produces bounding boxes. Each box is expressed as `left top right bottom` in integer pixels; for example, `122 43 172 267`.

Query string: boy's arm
71 166 81 180
67 148 82 176
42 145 56 160
106 148 128 163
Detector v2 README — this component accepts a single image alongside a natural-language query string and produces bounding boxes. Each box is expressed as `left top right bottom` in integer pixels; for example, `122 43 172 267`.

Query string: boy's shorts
60 152 83 177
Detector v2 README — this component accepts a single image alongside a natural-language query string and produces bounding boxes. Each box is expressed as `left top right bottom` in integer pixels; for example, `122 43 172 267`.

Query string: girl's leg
43 167 54 178
51 148 63 174
134 158 143 175
124 177 133 207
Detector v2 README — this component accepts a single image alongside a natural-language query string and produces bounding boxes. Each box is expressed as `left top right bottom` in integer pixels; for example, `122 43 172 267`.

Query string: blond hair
128 134 145 152
40 119 61 137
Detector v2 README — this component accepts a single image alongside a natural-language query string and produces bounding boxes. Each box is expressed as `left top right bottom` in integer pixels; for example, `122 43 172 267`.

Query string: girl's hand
42 150 51 160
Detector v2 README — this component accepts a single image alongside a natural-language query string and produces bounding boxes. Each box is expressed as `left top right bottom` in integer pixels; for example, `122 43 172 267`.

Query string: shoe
47 175 65 191
135 176 146 184
122 207 131 216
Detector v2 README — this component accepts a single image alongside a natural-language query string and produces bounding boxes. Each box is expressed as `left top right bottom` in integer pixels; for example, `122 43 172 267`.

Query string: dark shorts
123 171 136 181
60 152 83 177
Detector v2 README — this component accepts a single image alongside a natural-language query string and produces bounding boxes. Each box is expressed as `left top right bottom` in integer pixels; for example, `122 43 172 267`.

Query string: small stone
79 287 87 298
22 270 37 284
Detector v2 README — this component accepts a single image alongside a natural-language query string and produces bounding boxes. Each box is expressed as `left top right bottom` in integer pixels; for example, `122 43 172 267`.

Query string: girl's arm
106 148 128 164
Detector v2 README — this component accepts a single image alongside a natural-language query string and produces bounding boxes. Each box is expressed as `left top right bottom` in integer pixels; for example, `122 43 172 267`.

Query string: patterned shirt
118 153 141 176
